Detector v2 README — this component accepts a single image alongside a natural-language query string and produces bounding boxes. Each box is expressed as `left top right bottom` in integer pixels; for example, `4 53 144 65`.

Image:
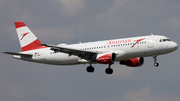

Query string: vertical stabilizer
15 21 46 51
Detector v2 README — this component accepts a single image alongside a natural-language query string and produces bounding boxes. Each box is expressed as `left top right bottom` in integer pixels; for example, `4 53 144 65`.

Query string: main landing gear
86 64 113 74
105 64 113 74
86 65 94 73
153 55 159 67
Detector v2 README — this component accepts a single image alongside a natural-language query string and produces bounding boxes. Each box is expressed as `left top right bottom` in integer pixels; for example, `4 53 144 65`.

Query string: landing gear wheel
105 68 113 74
86 66 94 73
153 55 159 67
154 62 159 67
105 64 113 74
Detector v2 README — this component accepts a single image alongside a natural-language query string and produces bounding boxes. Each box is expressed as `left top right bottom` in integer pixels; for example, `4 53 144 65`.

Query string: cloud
123 86 180 101
96 0 129 22
1 0 180 101
33 26 76 43
3 82 25 99
0 56 25 100
54 0 85 15
168 16 180 31
98 86 180 101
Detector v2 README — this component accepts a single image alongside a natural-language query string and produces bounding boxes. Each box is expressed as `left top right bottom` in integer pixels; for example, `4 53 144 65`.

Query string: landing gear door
41 49 46 60
148 36 154 48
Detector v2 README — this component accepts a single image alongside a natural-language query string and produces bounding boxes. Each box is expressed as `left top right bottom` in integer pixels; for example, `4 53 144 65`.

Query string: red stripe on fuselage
21 39 47 51
15 21 26 28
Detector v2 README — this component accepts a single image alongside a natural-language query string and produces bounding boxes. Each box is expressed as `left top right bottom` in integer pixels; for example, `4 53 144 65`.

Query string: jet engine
120 57 144 67
96 53 116 64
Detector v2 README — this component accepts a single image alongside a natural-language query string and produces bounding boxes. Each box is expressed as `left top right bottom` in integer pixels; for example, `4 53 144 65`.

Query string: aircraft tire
154 62 159 67
86 66 94 73
105 68 113 74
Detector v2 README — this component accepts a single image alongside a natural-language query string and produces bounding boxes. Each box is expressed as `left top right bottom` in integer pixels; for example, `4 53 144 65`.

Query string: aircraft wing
3 52 33 56
40 43 104 61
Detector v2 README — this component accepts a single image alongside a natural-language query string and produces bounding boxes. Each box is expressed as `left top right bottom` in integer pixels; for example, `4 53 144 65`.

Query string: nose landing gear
153 55 159 67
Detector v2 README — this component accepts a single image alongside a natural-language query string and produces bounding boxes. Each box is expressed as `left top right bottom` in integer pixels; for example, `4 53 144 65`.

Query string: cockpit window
159 39 163 42
159 38 171 42
166 39 171 41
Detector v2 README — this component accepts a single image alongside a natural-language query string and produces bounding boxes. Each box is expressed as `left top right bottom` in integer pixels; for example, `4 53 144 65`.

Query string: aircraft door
41 49 46 60
148 36 154 48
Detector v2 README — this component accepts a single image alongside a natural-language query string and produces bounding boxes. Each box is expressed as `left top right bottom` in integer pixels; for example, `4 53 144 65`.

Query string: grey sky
0 0 180 101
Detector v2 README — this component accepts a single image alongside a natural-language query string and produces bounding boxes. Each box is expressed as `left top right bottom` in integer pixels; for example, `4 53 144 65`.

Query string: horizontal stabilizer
3 52 32 56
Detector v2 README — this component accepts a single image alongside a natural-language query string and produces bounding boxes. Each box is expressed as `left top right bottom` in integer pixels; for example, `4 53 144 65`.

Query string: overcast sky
0 0 180 101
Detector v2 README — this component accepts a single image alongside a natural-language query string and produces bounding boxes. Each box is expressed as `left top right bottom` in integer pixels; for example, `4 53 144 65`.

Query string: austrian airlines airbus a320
3 21 178 74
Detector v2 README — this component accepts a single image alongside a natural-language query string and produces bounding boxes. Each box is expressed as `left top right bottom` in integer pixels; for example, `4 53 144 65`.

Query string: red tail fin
15 21 46 51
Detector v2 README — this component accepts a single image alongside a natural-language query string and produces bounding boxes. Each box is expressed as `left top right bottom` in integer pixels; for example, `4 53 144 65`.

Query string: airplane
3 21 178 74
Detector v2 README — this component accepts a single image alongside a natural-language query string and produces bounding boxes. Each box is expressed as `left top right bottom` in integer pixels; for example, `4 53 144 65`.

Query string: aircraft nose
171 42 178 51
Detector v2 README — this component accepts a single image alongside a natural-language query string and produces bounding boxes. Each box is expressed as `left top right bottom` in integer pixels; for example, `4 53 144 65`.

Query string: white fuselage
14 35 178 65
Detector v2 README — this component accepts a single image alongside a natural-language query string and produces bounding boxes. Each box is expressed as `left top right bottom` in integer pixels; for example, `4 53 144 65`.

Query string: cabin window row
83 41 146 50
50 52 59 54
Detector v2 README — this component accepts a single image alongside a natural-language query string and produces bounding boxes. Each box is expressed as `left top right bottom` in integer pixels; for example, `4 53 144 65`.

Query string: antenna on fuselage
151 33 154 36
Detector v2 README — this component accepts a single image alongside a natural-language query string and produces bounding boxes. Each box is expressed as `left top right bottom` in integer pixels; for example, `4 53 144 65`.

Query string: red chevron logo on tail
20 32 30 40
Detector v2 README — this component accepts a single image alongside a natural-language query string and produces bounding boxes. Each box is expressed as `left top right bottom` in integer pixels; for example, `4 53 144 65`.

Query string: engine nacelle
96 53 116 64
120 57 144 67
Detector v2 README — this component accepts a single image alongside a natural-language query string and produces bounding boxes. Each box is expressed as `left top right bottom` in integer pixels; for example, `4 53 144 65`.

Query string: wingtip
2 51 8 54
